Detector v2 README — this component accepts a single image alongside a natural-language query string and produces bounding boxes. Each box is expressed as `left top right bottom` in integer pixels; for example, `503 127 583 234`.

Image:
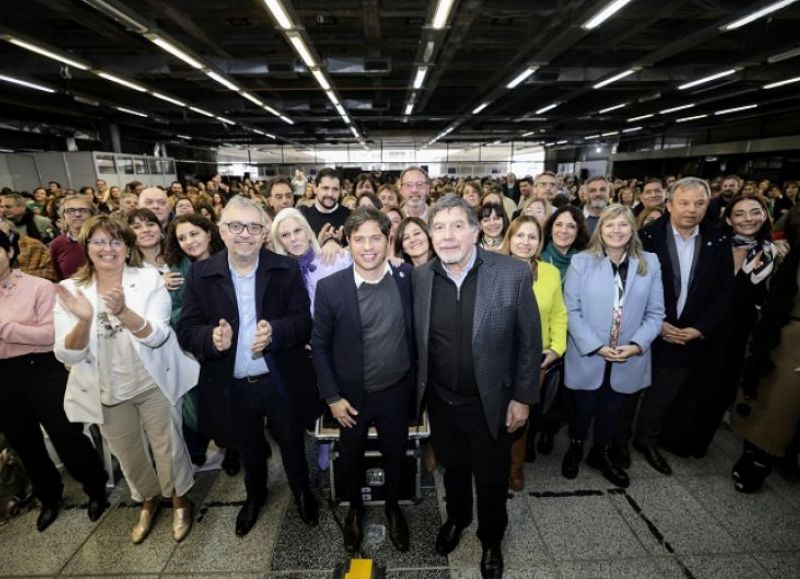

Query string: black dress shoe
37 501 61 532
435 518 470 556
385 502 409 552
537 431 555 455
343 506 364 553
480 543 504 579
222 448 241 476
586 445 630 488
611 440 631 470
633 441 672 475
87 494 109 522
561 439 583 479
294 487 319 527
235 496 265 536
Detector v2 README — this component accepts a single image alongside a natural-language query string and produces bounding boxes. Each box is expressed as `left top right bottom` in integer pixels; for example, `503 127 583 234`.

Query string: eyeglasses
224 221 264 235
65 207 91 216
401 181 428 190
87 238 126 249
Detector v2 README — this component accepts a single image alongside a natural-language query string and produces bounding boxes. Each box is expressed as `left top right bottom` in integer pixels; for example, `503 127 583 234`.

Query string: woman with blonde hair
561 204 665 488
501 216 567 490
54 215 199 544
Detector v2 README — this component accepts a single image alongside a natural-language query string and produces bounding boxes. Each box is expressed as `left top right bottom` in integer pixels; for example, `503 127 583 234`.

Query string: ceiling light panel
536 103 559 114
676 114 708 122
593 68 636 89
721 0 799 31
413 66 428 89
288 34 316 68
627 113 654 122
599 103 627 114
7 37 90 70
764 76 800 89
0 73 55 93
678 69 738 90
189 106 215 117
96 71 148 92
432 0 457 29
506 66 537 89
263 0 294 30
205 71 240 92
117 106 148 117
715 104 758 115
472 102 490 114
148 36 204 70
311 69 331 90
151 92 186 107
660 103 695 114
582 0 635 30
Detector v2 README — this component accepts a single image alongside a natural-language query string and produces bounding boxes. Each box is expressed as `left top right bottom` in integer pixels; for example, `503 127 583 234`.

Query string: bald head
138 187 170 225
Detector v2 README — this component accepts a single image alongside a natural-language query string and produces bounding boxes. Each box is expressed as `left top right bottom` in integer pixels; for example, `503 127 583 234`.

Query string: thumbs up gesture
212 319 233 352
252 319 272 354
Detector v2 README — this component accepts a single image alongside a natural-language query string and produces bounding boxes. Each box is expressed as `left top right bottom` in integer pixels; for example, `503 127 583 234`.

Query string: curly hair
165 214 225 266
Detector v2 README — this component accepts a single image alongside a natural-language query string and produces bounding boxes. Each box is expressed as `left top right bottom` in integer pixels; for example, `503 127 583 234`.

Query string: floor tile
679 475 800 551
679 554 771 579
530 494 646 561
751 550 800 579
59 504 177 575
608 478 739 555
557 557 685 579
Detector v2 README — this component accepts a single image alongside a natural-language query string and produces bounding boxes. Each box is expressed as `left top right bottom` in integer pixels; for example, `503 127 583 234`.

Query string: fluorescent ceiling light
676 114 709 122
189 106 214 117
715 104 758 115
279 115 294 125
341 115 351 124
432 0 457 29
149 37 204 70
536 103 559 114
721 0 799 31
325 90 340 106
522 131 535 137
405 103 414 116
176 134 192 140
556 139 569 144
350 126 360 138
599 103 627 114
334 103 347 116
7 37 90 70
263 0 293 30
205 71 240 92
601 131 619 137
82 0 148 33
764 76 800 89
582 0 635 30
506 66 537 89
678 69 737 90
660 103 695 114
263 104 281 117
116 106 148 118
544 142 556 147
593 68 636 89
622 126 642 133
216 116 236 125
96 71 147 92
311 69 330 90
241 92 264 107
288 34 316 68
413 67 428 89
151 92 186 107
472 102 490 114
585 134 601 140
768 46 800 63
0 73 55 93
627 113 654 122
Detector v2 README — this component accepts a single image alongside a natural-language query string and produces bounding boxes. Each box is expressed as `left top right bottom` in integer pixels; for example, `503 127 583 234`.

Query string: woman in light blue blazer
561 204 665 488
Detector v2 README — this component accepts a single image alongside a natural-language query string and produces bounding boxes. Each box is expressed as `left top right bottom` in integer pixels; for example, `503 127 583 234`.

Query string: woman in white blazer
54 215 199 545
561 205 665 488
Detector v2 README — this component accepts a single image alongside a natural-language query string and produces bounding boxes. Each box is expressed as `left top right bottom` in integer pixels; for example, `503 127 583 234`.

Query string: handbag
532 357 565 430
0 448 32 525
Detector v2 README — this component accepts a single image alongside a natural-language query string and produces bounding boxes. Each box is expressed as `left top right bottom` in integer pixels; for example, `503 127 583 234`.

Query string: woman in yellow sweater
502 216 568 490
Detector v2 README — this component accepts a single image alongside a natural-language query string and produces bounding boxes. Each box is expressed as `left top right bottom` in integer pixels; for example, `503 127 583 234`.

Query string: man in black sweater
299 167 350 247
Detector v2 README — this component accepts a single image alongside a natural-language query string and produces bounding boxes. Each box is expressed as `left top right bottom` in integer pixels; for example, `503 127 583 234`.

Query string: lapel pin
399 271 405 278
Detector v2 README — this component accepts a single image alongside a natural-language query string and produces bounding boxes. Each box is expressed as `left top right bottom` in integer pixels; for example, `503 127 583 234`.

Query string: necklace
0 270 20 292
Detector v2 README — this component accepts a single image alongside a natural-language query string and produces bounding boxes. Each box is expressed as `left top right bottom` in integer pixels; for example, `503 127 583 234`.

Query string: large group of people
1 166 799 579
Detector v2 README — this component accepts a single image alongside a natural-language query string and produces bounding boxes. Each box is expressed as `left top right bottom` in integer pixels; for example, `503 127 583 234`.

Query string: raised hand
56 285 93 322
213 318 233 352
101 285 126 316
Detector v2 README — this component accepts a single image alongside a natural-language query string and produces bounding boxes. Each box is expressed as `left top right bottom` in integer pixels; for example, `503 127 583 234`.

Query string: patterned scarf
732 235 774 285
295 247 317 284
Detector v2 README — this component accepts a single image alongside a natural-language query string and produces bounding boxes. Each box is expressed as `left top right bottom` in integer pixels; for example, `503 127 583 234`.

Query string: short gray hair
429 194 480 230
220 194 270 226
59 194 96 217
668 176 711 200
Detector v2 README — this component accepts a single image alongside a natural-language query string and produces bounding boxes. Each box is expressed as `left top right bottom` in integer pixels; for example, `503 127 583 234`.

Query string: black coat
176 249 317 446
639 213 735 367
311 263 415 412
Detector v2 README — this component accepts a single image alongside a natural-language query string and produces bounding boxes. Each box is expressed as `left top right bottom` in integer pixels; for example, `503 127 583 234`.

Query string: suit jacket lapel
344 267 363 341
473 256 497 344
255 254 270 321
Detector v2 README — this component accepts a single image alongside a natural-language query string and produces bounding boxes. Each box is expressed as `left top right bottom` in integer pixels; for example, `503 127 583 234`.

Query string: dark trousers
634 365 692 448
339 384 409 507
568 368 626 446
0 353 107 505
428 388 511 547
230 374 309 502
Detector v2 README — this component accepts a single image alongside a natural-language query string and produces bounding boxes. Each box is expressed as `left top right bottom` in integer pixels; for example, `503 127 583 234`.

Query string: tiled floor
1 428 798 578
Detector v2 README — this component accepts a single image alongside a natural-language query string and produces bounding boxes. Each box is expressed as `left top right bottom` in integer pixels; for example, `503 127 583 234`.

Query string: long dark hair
165 214 224 266
478 202 509 243
543 205 590 251
723 194 772 241
738 205 800 409
394 216 432 264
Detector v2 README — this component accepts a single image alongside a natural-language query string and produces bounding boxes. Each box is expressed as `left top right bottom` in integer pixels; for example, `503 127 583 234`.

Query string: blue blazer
563 251 665 394
311 263 415 411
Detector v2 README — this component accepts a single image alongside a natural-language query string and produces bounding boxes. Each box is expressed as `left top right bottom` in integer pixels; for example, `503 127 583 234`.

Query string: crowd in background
1 166 799 571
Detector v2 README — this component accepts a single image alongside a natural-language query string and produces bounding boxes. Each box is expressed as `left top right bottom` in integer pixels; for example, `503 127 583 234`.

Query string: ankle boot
561 439 583 479
587 445 630 488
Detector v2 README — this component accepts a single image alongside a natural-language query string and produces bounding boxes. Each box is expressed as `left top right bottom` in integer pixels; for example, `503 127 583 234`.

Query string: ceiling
0 0 799 152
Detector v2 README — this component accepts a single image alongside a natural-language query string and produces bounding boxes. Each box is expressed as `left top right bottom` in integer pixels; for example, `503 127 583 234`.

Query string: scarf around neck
296 247 317 282
732 235 774 285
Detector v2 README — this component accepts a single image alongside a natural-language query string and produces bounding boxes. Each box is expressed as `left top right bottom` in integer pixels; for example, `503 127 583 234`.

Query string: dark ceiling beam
140 0 232 59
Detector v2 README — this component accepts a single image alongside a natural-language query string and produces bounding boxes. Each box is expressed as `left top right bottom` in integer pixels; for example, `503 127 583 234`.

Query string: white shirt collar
671 224 699 241
353 261 392 288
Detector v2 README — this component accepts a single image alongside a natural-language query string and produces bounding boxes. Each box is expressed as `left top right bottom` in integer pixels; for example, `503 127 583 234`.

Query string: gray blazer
413 247 542 438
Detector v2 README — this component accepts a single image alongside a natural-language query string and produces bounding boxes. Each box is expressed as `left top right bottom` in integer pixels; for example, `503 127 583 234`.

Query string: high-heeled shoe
172 496 192 543
131 498 161 545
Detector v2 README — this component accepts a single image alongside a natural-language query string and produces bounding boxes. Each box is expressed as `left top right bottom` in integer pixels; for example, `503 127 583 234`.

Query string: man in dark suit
414 194 541 579
177 196 319 536
627 177 735 474
312 207 415 553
